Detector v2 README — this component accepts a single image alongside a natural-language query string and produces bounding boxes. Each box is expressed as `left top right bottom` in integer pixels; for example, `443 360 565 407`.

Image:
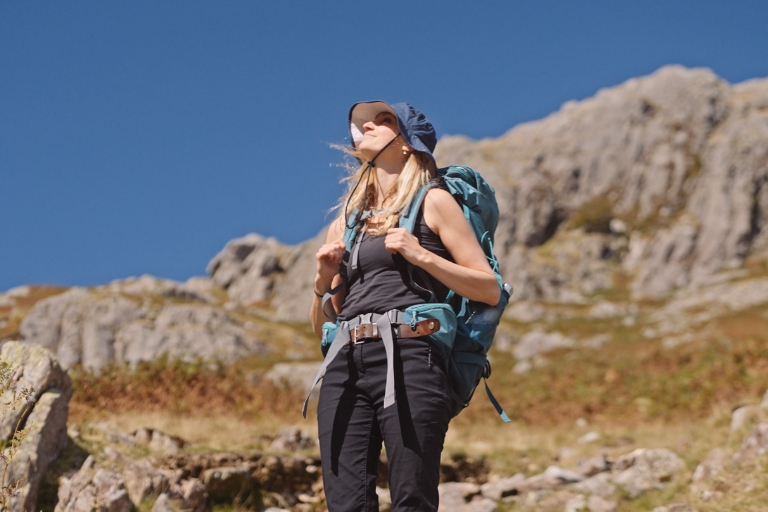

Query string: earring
403 150 408 155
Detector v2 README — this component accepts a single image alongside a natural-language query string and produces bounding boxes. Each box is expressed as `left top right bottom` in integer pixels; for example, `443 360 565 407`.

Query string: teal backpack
311 165 512 421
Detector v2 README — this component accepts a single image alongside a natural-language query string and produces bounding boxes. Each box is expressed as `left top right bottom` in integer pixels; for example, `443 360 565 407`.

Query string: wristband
313 289 325 298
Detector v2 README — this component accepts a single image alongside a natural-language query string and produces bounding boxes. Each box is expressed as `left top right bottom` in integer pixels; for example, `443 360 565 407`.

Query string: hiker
308 101 501 512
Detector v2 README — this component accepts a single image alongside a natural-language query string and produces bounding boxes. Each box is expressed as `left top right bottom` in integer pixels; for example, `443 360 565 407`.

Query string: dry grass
70 357 305 425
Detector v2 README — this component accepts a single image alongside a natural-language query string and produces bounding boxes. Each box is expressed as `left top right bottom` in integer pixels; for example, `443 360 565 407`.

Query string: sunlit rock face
215 65 768 320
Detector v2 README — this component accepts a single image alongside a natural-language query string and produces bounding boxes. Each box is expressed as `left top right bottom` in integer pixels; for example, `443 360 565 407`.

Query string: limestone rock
652 505 695 512
20 288 145 370
567 494 612 512
437 482 491 512
543 465 585 483
171 478 207 512
733 421 768 462
207 233 284 306
569 472 616 498
611 448 685 498
458 68 758 298
691 448 729 492
576 453 610 477
123 458 171 504
209 67 768 313
114 304 270 367
480 474 525 500
0 341 72 440
270 228 327 321
512 329 575 373
55 457 133 512
151 493 174 512
202 466 254 502
731 404 765 431
108 275 216 303
269 427 316 452
5 389 70 512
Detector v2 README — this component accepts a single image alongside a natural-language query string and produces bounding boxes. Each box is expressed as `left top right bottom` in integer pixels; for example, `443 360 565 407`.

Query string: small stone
733 422 768 462
692 448 729 483
544 465 585 483
611 448 685 498
570 473 616 498
587 495 618 512
149 430 186 452
576 453 609 477
269 427 316 452
731 405 763 431
578 431 601 444
151 493 174 512
652 505 694 512
480 474 525 500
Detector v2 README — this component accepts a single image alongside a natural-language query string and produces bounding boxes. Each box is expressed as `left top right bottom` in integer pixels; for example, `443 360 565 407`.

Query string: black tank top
337 209 453 321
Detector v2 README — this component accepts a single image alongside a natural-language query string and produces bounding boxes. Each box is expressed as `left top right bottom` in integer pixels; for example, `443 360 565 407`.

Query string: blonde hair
336 149 436 235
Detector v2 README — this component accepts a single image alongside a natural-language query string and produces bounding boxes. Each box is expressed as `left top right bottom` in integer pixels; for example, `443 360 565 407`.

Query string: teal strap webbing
303 321 350 418
484 379 510 423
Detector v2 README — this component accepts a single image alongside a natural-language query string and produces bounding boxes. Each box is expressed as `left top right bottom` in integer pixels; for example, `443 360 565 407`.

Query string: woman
309 101 500 512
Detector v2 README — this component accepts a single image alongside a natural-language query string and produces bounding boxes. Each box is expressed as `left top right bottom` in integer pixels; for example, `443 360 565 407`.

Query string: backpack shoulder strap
398 180 439 234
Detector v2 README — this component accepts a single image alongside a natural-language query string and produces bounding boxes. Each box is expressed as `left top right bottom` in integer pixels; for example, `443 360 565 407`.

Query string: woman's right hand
315 239 346 286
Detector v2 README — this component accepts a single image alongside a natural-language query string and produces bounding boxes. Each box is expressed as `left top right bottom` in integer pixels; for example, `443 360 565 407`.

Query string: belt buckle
353 325 364 344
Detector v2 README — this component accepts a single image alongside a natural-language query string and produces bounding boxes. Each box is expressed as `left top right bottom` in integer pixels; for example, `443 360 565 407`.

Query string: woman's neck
372 159 404 208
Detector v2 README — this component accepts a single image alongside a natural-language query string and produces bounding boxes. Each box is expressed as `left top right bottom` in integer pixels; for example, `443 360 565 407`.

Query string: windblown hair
335 149 436 235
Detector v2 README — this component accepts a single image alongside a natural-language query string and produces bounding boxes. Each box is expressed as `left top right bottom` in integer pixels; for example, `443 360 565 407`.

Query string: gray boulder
20 288 270 371
611 448 685 498
207 233 284 306
20 288 144 370
55 457 133 512
207 228 327 321
123 458 171 504
733 421 768 462
0 342 72 512
114 304 270 366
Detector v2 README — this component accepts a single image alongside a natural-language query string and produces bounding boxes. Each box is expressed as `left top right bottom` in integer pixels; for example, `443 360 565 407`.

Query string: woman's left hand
385 228 426 265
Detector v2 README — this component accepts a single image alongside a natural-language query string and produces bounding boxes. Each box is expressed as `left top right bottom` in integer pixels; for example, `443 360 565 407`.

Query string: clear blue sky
2 1 767 291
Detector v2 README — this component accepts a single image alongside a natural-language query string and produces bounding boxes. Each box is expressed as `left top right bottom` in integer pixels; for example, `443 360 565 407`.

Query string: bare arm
309 217 346 338
384 188 500 306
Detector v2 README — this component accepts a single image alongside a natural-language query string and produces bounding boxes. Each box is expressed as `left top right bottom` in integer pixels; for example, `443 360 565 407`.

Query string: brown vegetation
69 357 304 423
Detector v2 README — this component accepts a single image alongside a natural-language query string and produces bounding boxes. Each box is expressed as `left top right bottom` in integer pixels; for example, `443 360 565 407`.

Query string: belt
302 310 441 418
348 318 441 344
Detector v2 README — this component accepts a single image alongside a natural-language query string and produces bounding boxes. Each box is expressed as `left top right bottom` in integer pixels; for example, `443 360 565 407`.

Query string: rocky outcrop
19 287 270 372
207 66 768 319
435 66 766 301
207 229 327 321
55 457 133 512
0 342 72 512
610 448 685 498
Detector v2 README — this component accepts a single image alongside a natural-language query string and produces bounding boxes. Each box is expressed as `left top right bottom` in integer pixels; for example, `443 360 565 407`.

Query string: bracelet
313 289 325 298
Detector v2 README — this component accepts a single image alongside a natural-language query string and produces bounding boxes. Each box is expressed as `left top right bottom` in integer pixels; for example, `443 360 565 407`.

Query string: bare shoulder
424 188 462 218
424 187 459 212
326 217 345 243
423 188 463 233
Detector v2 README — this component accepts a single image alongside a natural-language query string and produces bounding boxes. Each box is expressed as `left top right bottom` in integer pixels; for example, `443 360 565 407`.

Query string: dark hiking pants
317 336 452 512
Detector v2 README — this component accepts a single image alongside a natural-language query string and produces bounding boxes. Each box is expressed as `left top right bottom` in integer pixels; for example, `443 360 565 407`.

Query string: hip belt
302 310 441 418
